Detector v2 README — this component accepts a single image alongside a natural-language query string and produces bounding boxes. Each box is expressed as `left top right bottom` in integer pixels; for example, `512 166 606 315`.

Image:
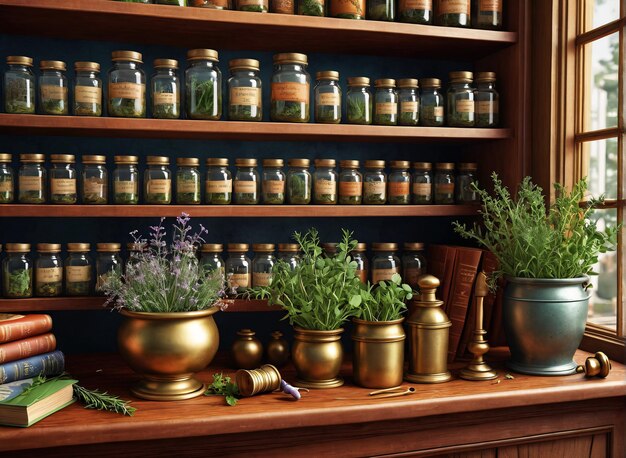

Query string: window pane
581 137 619 200
589 0 621 30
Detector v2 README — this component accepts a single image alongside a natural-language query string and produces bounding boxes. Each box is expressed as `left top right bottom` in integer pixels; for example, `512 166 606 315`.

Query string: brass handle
576 352 612 378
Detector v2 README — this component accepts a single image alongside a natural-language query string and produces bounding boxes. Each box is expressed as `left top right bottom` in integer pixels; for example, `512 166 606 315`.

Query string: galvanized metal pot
503 276 590 376
352 318 405 389
292 327 344 389
118 308 220 401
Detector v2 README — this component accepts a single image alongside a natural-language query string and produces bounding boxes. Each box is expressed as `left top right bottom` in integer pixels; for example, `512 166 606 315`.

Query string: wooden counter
2 350 625 457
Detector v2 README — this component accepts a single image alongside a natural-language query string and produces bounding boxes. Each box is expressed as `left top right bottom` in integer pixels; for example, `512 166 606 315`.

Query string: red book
426 244 457 313
0 314 53 344
0 333 57 364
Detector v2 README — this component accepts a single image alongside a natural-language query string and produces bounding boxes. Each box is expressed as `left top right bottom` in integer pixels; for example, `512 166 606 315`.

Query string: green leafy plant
204 373 239 406
357 273 413 322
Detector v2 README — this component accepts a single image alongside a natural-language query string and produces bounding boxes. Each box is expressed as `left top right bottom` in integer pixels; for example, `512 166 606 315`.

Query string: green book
0 378 77 427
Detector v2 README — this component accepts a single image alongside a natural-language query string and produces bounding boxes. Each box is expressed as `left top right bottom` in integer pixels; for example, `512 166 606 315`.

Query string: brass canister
236 364 282 397
292 327 344 389
352 318 405 389
231 329 263 369
405 275 451 383
266 330 290 367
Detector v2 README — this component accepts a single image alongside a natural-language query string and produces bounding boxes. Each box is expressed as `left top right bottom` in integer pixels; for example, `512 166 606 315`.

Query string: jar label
234 180 257 194
239 0 265 5
401 0 432 10
229 273 250 289
153 92 179 106
84 178 106 195
401 101 419 113
271 82 309 103
356 269 368 284
479 0 501 12
207 179 233 193
364 181 386 196
37 267 62 283
66 266 91 283
177 181 198 193
318 92 341 107
0 181 12 192
388 181 410 197
19 176 43 191
476 100 498 114
330 0 364 15
109 82 145 100
41 85 67 101
339 181 362 196
404 267 423 286
376 102 397 115
263 180 285 194
423 105 444 117
272 0 294 13
75 86 102 104
315 179 337 195
455 99 475 113
253 272 272 287
51 178 77 195
230 87 261 107
115 180 137 194
147 179 171 194
372 268 398 284
438 0 470 15
436 183 455 193
412 182 432 196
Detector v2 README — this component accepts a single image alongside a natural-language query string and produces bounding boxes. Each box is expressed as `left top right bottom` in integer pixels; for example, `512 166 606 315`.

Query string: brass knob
417 275 439 302
576 352 611 378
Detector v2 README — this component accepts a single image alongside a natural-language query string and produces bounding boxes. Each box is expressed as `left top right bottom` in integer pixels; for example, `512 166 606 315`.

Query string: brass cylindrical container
405 275 451 383
292 327 344 389
266 330 290 367
352 318 405 389
236 364 282 397
231 329 263 369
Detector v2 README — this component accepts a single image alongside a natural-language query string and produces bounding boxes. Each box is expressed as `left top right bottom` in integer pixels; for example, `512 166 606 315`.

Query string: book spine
0 315 53 344
0 350 65 384
0 333 57 364
426 245 457 311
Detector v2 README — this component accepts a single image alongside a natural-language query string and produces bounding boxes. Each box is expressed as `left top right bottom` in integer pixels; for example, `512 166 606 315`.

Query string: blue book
0 351 65 385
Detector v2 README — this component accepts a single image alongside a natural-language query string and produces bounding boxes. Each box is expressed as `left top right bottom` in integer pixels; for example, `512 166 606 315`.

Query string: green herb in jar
109 98 146 117
298 0 324 15
4 78 36 114
271 53 310 123
74 62 103 117
0 175 14 203
330 0 364 18
234 193 258 204
19 190 44 204
368 0 395 20
315 105 340 124
288 176 310 204
348 98 367 122
50 193 77 204
66 281 90 296
176 157 201 205
271 102 309 123
238 2 267 11
83 179 107 204
6 269 32 298
75 102 102 116
115 192 139 205
36 281 62 297
191 78 218 116
436 0 470 27
346 77 372 125
209 193 232 204
41 99 66 115
398 0 432 23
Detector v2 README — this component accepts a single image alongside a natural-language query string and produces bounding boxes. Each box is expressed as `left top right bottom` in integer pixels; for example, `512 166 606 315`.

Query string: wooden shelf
0 0 517 58
0 114 513 143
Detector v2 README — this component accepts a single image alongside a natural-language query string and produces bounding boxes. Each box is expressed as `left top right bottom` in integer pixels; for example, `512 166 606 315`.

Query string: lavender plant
102 213 229 312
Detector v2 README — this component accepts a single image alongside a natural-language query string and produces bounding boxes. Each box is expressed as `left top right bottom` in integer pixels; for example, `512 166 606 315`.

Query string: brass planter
352 318 405 389
292 327 344 389
118 308 220 401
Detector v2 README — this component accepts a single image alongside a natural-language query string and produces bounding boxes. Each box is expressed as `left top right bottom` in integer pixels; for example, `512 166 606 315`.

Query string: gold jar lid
322 242 337 253
201 243 223 253
176 157 199 166
51 154 75 163
187 49 219 62
420 78 441 88
390 160 410 169
372 242 398 251
67 242 91 252
412 161 432 170
273 53 308 65
316 70 339 81
340 159 360 168
20 153 45 163
74 61 100 72
458 162 478 171
436 162 455 170
147 156 170 165
253 243 275 252
352 242 367 252
114 155 139 165
227 243 249 252
278 243 299 252
0 153 11 163
40 60 66 71
347 77 370 86
404 242 424 251
374 78 396 88
229 58 259 71
5 243 30 252
235 158 257 167
207 158 229 167
476 71 497 83
97 243 121 252
262 158 284 167
7 56 33 66
37 243 61 253
449 71 473 82
397 78 419 89
314 158 336 168
82 155 106 164
127 242 146 251
153 58 178 69
112 50 143 63
364 160 385 169
288 158 310 167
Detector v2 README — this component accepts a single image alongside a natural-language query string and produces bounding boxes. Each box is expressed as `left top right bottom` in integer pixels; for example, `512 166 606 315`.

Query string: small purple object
280 379 305 400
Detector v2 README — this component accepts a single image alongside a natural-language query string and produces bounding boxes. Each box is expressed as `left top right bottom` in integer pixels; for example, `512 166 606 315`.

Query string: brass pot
118 308 220 401
352 318 405 389
292 327 344 389
231 328 263 369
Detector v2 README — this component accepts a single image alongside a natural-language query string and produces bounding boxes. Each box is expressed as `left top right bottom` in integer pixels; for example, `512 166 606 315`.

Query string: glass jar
50 154 77 205
39 60 68 115
73 61 102 117
4 56 36 114
271 0 294 13
373 79 398 126
447 71 475 127
419 78 445 127
237 0 268 12
455 162 479 203
200 244 225 280
338 159 363 205
206 158 232 205
35 243 63 297
262 158 285 205
287 158 311 205
388 160 411 205
65 243 92 296
411 161 433 204
371 243 400 283
151 59 180 119
368 0 395 21
473 0 502 30
228 58 262 122
313 159 337 204
297 0 325 16
363 160 387 205
350 242 369 284
2 243 32 298
144 156 171 204
234 158 260 204
18 154 46 204
226 243 251 291
436 0 470 27
252 244 276 287
346 77 372 125
322 243 338 258
186 49 222 120
434 162 455 204
402 242 426 289
475 71 499 128
0 154 14 203
398 0 432 23
108 50 146 118
277 243 300 270
113 155 140 205
125 242 146 274
96 243 122 295
398 78 419 126
191 0 232 8
176 157 201 205
271 53 310 123
81 155 108 205
314 71 341 124
330 0 364 18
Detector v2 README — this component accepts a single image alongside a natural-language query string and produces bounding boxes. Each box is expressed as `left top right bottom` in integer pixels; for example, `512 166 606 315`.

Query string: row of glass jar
0 154 478 205
118 0 503 30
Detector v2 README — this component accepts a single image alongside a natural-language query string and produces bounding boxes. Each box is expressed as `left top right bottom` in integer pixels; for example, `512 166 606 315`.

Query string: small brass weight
460 272 498 381
576 352 612 378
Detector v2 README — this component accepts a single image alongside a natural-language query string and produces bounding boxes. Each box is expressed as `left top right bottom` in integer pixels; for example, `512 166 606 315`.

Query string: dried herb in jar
447 71 475 127
35 243 63 297
297 0 325 16
363 160 387 205
262 159 285 205
387 160 411 205
368 0 395 21
186 49 222 120
73 61 102 117
50 154 77 205
228 59 262 122
373 79 398 126
271 53 310 123
330 0 364 19
151 59 180 119
398 0 433 23
0 154 14 203
176 157 201 205
287 159 311 205
206 158 233 205
4 56 36 114
237 0 268 12
314 71 341 124
234 158 260 205
436 0 470 27
108 51 146 118
39 60 69 116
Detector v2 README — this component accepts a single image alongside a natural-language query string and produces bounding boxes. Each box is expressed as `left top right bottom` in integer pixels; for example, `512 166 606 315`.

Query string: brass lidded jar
226 243 251 291
387 160 411 205
151 58 181 119
4 55 36 114
397 78 419 126
266 331 290 367
96 243 122 295
39 60 69 115
411 161 433 204
82 155 108 205
237 0 268 12
65 242 92 296
475 71 499 127
346 77 372 125
2 243 33 298
436 0 471 27
446 70 475 127
50 154 77 205
144 155 172 205
0 153 15 203
287 158 311 205
108 50 146 118
176 157 201 205
402 242 426 289
113 155 139 205
262 158 285 205
35 243 63 297
191 0 232 9
186 49 222 120
277 243 300 270
350 242 369 284
398 0 432 24
234 158 260 205
18 153 46 204
313 158 337 204
206 158 232 205
314 71 341 124
419 78 444 127
200 243 225 281
455 162 479 203
73 61 102 116
338 159 363 205
373 78 398 126
363 159 387 205
231 329 264 369
472 0 502 30
330 0 364 19
371 242 400 283
252 243 276 287
434 162 455 204
228 58 262 121
271 53 310 123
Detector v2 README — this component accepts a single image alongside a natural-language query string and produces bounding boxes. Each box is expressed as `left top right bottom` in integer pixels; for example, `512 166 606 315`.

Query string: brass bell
576 352 612 378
